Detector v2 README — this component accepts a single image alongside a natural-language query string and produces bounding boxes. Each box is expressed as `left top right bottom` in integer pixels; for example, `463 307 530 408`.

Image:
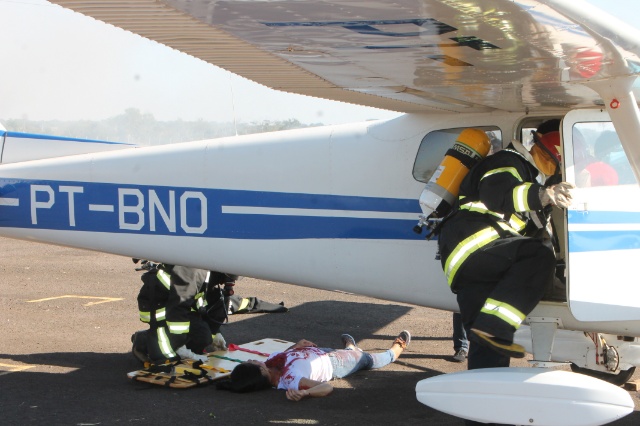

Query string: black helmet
209 271 239 284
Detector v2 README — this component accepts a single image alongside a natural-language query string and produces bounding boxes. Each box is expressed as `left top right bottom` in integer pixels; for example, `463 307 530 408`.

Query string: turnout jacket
438 145 549 290
137 265 228 359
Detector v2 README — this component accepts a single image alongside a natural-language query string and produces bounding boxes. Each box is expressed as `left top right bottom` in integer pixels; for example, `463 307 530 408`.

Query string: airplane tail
0 129 136 164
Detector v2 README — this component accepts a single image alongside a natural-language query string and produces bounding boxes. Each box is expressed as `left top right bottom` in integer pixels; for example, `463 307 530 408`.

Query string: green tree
2 109 323 146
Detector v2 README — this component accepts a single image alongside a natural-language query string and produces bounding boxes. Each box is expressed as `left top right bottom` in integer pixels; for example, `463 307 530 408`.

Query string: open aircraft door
563 109 640 322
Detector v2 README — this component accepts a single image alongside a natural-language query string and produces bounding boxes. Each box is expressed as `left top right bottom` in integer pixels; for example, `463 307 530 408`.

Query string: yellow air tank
419 128 491 219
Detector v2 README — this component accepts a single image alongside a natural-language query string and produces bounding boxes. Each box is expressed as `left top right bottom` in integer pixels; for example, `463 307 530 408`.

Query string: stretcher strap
208 354 243 363
228 343 270 357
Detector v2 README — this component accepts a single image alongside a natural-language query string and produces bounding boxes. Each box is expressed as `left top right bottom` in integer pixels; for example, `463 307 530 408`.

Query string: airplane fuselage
1 112 639 342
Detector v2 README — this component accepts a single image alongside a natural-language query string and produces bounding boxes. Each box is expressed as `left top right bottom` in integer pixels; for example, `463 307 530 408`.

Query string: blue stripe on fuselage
5 131 134 145
0 178 423 240
569 230 640 252
568 210 640 253
6 179 640 249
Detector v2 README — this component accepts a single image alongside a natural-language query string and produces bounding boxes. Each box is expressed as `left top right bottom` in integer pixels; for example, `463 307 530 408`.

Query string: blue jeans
453 312 469 352
320 348 395 379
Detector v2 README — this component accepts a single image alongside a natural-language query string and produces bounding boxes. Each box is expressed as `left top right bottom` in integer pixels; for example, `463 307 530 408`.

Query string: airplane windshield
572 122 636 187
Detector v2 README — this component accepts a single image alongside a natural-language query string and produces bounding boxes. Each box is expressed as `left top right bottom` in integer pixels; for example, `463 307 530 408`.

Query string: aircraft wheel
569 364 636 386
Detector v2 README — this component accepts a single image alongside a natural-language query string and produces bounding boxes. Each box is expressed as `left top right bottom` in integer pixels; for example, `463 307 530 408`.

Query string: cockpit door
563 109 640 321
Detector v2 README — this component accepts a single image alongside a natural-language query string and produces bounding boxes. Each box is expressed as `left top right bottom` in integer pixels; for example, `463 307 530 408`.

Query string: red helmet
537 131 562 163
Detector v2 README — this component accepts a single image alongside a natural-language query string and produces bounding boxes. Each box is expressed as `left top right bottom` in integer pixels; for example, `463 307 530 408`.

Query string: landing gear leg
571 333 636 386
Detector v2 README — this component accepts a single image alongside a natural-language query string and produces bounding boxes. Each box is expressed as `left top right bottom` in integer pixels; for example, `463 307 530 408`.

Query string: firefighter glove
176 345 208 362
540 182 574 208
210 333 227 351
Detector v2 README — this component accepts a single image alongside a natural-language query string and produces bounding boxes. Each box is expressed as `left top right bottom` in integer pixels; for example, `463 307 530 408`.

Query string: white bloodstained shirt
266 347 333 390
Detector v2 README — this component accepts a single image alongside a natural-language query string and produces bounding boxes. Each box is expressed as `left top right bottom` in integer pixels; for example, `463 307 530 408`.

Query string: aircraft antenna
228 73 238 137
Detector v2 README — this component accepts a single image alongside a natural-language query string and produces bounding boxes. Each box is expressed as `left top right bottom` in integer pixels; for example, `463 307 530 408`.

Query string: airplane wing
48 0 640 114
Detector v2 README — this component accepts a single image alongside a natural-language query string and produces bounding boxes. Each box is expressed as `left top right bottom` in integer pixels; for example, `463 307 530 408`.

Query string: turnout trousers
141 314 214 363
454 236 555 370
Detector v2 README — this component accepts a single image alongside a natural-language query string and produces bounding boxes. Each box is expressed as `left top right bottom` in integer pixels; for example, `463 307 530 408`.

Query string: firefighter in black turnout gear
437 127 573 370
131 262 237 364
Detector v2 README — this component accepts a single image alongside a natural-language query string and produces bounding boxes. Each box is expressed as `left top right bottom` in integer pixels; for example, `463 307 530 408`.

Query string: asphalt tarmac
1 236 639 426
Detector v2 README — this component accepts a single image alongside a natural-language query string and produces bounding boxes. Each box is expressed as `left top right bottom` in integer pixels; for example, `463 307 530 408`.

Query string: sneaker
453 348 468 363
470 329 525 359
131 331 150 364
341 334 358 350
393 330 411 350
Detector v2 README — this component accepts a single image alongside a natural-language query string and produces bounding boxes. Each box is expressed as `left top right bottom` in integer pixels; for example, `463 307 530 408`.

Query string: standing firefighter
131 262 236 364
437 127 574 372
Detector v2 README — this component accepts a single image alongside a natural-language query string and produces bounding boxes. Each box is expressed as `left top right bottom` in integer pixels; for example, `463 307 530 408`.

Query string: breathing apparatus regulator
413 128 491 239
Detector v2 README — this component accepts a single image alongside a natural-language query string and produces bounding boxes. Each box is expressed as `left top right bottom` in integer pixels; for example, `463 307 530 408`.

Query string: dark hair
536 119 560 135
215 362 272 393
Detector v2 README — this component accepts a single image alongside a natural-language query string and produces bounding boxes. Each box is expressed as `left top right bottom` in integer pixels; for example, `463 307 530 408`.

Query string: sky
0 0 638 125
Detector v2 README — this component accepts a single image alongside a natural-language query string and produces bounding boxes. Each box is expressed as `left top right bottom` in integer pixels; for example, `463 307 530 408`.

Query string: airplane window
519 117 561 150
521 127 537 150
572 122 636 187
412 127 502 183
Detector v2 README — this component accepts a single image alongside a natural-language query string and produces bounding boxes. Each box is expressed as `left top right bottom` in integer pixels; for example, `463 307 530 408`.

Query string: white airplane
2 0 640 424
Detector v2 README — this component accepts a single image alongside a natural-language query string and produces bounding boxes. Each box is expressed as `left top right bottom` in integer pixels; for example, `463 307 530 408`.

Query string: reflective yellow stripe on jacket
168 321 190 334
480 167 535 214
237 297 251 312
155 307 166 321
480 298 526 329
458 201 502 218
512 182 534 212
444 222 515 286
195 291 206 310
481 166 522 182
508 214 527 232
458 200 526 232
157 270 171 290
458 200 525 233
139 307 166 323
157 327 176 358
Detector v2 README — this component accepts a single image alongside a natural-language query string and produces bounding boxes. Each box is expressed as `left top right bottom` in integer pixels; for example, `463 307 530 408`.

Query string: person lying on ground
216 330 411 401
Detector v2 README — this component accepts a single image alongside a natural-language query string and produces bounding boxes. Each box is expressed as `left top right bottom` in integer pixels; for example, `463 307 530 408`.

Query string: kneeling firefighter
435 127 574 372
131 261 237 364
